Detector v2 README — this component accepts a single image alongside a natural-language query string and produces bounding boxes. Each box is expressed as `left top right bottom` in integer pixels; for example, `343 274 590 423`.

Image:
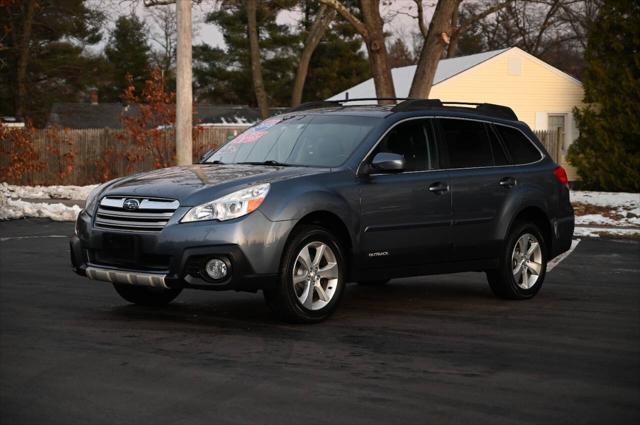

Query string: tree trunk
15 0 36 121
409 0 459 98
360 0 395 103
446 5 460 58
291 5 336 107
175 0 193 165
246 0 269 119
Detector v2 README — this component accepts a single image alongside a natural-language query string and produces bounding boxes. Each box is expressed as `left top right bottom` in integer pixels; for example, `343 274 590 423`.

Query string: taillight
554 166 569 188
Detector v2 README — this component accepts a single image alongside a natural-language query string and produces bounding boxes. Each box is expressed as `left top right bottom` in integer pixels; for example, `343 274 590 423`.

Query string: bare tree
409 0 460 98
149 4 178 77
291 4 336 107
246 0 269 118
319 0 396 103
409 0 514 98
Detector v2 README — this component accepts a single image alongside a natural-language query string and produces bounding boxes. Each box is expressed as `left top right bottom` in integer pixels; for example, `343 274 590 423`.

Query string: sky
89 0 433 55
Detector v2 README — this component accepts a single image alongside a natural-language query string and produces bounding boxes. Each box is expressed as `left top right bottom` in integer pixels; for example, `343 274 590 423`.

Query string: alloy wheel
292 241 339 310
511 233 543 290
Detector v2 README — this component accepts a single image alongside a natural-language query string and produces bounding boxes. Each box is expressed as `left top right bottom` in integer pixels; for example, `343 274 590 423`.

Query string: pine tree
0 0 106 126
103 15 152 102
194 2 298 107
301 7 370 102
387 38 415 68
567 0 640 192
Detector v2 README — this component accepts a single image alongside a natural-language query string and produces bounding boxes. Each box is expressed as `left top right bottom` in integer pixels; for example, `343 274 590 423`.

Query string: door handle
499 177 517 188
428 182 449 194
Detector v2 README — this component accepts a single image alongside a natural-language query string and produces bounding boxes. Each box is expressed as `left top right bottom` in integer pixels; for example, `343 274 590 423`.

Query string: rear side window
438 119 493 168
488 126 509 166
496 125 542 164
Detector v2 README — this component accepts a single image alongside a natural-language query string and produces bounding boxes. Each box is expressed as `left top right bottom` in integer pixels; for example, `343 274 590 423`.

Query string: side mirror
370 152 405 173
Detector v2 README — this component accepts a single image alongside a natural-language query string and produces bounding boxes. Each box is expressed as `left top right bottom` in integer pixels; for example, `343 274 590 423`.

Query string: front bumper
71 209 293 292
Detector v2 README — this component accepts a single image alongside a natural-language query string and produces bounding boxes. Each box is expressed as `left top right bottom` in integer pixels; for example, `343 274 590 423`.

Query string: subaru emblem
123 199 140 210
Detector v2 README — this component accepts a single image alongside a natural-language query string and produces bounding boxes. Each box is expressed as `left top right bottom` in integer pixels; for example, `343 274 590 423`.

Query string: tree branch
318 0 368 40
413 0 429 38
291 5 336 106
456 0 514 35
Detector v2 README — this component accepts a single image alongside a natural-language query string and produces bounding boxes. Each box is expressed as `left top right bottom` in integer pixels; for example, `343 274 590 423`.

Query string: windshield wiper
237 160 291 167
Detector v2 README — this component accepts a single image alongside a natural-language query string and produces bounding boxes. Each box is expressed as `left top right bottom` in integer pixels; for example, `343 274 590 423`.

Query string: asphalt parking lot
1 219 639 425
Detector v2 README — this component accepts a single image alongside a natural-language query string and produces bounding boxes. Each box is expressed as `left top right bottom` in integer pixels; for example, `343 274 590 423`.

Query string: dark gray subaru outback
71 99 574 323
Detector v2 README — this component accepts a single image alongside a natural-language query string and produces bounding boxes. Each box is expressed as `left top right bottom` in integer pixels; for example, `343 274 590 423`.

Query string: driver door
358 119 452 269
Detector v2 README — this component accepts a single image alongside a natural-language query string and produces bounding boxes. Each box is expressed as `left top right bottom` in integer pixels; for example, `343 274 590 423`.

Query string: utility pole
175 0 192 165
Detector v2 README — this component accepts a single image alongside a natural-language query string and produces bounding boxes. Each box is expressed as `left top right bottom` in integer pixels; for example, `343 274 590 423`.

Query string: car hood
102 164 328 206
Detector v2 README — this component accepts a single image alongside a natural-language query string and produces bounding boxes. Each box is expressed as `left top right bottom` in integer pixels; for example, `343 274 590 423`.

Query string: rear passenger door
436 118 514 261
359 119 452 269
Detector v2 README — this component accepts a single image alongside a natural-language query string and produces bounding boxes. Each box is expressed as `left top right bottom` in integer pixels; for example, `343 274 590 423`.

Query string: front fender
259 181 359 251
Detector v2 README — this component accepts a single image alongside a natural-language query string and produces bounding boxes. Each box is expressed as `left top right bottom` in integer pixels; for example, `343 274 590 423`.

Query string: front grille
95 196 179 232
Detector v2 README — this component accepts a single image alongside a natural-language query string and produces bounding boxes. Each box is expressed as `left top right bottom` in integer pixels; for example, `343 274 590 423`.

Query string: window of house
548 114 566 133
373 120 433 172
438 119 494 168
495 125 542 164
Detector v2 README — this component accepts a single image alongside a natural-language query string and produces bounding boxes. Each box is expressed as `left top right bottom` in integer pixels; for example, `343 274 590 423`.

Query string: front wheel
113 284 182 306
264 225 346 323
486 221 547 299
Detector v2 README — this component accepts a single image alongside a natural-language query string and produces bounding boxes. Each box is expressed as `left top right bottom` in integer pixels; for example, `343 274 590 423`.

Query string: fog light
205 258 228 280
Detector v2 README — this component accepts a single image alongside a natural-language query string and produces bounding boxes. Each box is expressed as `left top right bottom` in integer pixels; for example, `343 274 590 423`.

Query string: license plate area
100 233 140 263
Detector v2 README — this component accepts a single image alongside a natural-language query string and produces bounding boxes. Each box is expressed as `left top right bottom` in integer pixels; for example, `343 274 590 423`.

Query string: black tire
113 284 182 306
357 279 390 286
486 220 548 299
264 225 346 323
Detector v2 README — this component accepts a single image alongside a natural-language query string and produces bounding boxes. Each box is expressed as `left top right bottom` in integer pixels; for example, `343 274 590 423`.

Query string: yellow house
328 47 584 178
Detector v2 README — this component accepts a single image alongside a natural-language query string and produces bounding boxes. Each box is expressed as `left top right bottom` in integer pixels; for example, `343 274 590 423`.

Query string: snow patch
574 227 640 238
0 197 81 221
0 182 97 200
571 191 639 208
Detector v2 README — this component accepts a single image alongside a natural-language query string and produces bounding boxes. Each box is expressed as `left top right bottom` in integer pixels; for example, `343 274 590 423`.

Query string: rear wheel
486 221 547 299
264 225 346 323
113 284 182 306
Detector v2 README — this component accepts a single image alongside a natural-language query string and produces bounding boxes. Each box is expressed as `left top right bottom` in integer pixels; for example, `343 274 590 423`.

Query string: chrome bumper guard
85 266 169 289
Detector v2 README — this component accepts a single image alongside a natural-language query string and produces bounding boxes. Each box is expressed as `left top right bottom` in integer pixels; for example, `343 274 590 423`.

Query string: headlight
84 183 108 216
181 183 270 223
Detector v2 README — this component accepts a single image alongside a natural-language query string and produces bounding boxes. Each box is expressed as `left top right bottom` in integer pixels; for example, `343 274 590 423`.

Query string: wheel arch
505 205 553 253
285 210 355 278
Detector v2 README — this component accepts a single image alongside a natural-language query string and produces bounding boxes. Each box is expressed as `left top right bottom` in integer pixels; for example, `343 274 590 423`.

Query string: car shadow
103 273 500 331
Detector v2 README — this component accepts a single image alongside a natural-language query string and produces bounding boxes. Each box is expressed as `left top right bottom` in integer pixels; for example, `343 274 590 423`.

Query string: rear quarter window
496 125 542 164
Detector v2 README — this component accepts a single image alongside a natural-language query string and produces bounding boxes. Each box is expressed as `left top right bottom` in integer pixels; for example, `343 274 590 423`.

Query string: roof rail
288 98 518 121
391 99 443 112
393 99 518 120
288 100 340 112
288 98 413 112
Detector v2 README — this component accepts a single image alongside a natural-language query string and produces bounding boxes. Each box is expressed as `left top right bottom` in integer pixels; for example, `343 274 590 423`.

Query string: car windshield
206 114 381 167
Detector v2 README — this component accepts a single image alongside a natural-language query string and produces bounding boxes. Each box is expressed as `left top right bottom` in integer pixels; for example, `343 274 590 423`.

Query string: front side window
207 115 381 167
372 120 435 172
496 125 542 164
439 118 494 168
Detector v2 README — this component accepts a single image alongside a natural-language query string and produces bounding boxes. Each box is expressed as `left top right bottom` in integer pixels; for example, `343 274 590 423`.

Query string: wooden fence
1 126 248 186
2 126 566 186
533 128 564 164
